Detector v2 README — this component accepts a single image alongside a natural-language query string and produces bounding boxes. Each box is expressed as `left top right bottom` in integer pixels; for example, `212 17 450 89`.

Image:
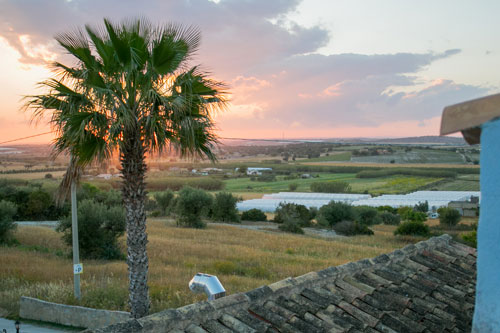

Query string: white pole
71 180 81 300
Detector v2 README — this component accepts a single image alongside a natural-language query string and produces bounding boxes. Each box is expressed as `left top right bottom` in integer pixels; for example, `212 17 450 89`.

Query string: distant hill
368 136 466 145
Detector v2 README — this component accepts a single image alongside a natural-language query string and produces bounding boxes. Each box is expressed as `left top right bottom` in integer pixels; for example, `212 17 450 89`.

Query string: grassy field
303 161 480 169
1 221 420 318
350 149 468 164
297 152 352 163
223 174 442 195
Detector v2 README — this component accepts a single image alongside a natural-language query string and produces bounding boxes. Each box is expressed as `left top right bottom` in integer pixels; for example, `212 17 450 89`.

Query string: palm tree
26 18 227 318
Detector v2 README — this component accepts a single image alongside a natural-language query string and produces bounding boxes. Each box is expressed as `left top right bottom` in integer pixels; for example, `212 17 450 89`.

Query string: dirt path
211 222 341 239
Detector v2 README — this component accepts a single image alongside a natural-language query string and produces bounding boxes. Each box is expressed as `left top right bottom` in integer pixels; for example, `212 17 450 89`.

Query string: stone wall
19 296 130 329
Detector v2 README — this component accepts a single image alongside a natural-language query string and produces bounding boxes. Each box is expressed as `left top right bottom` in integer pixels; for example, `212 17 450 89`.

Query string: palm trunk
121 128 150 319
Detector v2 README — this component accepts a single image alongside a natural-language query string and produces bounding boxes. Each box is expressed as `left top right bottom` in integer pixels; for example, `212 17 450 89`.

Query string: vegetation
317 202 356 227
0 221 414 318
147 177 223 191
175 187 213 228
57 200 126 260
211 192 240 223
379 211 401 225
288 183 298 192
356 168 457 179
438 207 462 226
0 200 17 243
398 206 427 223
241 209 267 222
154 190 175 216
354 206 381 226
26 18 227 318
310 181 351 193
333 221 374 236
274 203 311 227
394 221 430 237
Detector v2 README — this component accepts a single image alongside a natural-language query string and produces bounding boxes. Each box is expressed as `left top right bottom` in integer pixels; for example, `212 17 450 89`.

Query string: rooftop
87 235 476 332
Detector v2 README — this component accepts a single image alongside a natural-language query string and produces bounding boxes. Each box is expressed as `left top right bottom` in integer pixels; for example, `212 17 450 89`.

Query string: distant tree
212 192 240 222
438 207 461 226
288 183 298 192
175 187 213 228
414 201 429 213
58 199 125 259
317 201 356 227
154 190 175 215
241 209 267 221
0 200 17 243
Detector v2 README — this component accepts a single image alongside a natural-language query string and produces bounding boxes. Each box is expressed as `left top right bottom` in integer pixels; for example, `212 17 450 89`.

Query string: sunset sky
0 0 498 143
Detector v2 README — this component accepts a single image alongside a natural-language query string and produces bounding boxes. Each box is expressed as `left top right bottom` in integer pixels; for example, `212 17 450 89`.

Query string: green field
223 174 442 195
298 152 352 163
351 149 468 164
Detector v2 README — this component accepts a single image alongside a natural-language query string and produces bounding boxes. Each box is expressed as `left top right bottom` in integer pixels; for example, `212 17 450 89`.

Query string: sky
0 0 498 143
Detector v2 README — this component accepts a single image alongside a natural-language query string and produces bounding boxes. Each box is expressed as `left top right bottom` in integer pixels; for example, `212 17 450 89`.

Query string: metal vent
189 273 226 300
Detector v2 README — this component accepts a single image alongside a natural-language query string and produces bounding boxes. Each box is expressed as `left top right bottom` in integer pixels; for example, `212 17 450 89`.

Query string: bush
354 206 381 226
274 203 311 227
438 207 461 226
288 183 298 192
278 219 304 234
317 201 356 227
212 192 240 222
154 190 174 215
175 186 213 228
394 221 430 237
44 173 53 179
376 205 398 214
0 200 17 243
398 206 427 223
57 199 125 260
241 209 267 221
333 221 374 236
380 211 401 225
462 228 477 248
310 181 351 193
25 190 53 220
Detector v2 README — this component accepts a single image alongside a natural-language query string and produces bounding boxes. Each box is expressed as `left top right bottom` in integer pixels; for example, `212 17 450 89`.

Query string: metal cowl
189 273 226 300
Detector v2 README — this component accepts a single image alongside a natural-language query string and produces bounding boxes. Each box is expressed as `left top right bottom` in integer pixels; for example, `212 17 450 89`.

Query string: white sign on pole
73 263 83 275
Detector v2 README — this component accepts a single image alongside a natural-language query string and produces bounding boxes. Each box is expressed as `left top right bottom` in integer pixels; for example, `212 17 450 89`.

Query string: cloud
0 0 490 139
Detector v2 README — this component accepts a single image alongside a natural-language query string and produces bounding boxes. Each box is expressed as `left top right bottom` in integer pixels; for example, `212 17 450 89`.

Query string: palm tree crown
26 18 227 318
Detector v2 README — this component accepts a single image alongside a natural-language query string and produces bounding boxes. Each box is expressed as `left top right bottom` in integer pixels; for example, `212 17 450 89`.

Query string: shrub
333 221 374 236
438 207 461 226
274 203 311 227
376 205 398 214
241 209 267 221
57 199 125 260
310 181 351 193
212 192 240 222
380 211 401 225
398 206 427 223
44 173 53 179
462 229 477 248
175 186 213 228
278 219 304 234
317 201 356 227
0 200 17 243
154 190 175 215
394 221 430 237
25 190 53 220
354 206 381 226
288 183 298 192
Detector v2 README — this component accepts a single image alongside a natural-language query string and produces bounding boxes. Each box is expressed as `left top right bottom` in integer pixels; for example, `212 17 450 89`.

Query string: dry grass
0 221 414 318
0 171 66 180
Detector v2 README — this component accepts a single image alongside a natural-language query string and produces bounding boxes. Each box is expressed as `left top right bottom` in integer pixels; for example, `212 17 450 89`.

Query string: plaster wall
472 117 500 332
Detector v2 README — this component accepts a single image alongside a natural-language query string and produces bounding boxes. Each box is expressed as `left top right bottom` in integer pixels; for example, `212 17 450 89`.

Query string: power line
0 131 53 145
0 132 310 146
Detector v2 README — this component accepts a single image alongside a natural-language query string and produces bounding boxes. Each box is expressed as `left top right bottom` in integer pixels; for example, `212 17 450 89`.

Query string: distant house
247 167 272 176
301 173 312 179
448 198 479 217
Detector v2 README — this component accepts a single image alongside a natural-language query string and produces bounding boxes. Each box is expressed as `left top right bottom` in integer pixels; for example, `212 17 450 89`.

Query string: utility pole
71 180 81 300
